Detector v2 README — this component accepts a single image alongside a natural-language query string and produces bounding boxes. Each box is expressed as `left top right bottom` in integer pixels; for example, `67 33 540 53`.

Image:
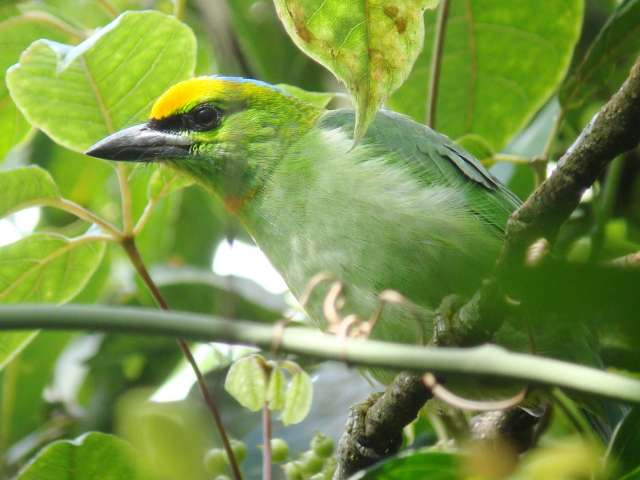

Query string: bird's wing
318 109 521 236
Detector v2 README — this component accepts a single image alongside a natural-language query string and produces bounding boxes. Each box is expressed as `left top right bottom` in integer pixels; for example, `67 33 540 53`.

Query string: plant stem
20 11 86 41
120 238 242 480
6 198 122 239
591 155 625 260
3 304 640 404
426 0 450 128
174 0 187 21
96 0 119 17
262 403 272 480
116 164 133 235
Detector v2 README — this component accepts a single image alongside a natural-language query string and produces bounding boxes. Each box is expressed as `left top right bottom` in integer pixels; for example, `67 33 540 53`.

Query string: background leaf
273 0 437 139
0 332 73 453
0 11 76 161
225 355 268 412
559 0 640 130
352 450 460 479
16 431 143 480
0 166 60 218
0 234 105 370
390 0 583 150
7 10 196 152
608 408 640 478
281 369 312 425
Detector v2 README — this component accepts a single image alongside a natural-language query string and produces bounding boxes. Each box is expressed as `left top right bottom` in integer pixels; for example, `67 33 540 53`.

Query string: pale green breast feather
245 109 519 315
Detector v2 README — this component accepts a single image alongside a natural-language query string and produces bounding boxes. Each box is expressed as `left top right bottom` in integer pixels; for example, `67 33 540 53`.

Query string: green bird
85 76 596 389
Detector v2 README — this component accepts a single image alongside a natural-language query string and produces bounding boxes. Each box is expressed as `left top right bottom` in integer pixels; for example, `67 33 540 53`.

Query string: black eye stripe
150 103 222 132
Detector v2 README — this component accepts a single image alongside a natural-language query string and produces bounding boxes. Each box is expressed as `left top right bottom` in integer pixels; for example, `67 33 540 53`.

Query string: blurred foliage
0 0 639 479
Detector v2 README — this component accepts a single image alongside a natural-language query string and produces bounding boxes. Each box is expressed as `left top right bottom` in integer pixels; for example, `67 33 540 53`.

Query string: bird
85 75 520 344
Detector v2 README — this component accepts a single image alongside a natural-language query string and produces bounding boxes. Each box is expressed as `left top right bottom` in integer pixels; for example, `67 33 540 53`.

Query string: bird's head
86 76 322 206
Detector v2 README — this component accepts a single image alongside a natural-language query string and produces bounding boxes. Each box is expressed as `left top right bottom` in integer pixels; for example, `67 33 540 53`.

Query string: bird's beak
85 123 191 162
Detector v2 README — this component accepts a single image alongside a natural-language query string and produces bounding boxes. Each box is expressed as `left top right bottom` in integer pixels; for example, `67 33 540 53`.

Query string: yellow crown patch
150 76 278 120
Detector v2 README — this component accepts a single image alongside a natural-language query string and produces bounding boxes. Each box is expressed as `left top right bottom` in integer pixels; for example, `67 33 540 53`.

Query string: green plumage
86 77 601 401
242 108 519 346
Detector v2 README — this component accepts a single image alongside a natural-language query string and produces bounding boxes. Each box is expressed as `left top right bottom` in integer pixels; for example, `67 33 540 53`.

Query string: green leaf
7 10 196 152
276 83 337 109
224 354 268 412
0 331 72 451
621 467 640 480
608 408 640 477
0 332 38 371
30 133 112 216
559 0 640 130
267 365 286 411
281 369 312 425
117 394 211 480
0 233 106 304
351 450 460 479
390 0 583 150
0 234 105 369
0 166 60 219
17 432 143 480
0 12 75 160
273 0 438 140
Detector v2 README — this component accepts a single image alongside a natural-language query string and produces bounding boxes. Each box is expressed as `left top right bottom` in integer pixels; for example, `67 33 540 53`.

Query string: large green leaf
273 0 438 140
390 0 583 150
0 331 72 452
608 408 640 478
0 234 105 304
17 432 143 480
0 166 60 219
351 450 460 479
7 10 196 152
0 234 105 369
559 0 640 130
0 12 75 160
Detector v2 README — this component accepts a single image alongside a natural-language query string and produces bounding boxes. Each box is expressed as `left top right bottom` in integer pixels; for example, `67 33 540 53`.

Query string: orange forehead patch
150 76 277 120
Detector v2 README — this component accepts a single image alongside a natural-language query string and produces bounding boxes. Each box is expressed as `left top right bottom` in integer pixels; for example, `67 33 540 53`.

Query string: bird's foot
433 294 467 346
422 373 527 411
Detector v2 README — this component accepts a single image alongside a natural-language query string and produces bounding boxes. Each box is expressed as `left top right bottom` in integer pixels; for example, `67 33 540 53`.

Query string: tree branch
499 56 640 267
335 373 431 479
2 304 640 403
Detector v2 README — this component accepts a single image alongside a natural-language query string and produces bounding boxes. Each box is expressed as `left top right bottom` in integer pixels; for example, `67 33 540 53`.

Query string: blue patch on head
209 75 288 95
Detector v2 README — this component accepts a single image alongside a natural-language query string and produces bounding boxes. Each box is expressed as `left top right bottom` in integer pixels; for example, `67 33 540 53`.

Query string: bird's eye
190 104 220 131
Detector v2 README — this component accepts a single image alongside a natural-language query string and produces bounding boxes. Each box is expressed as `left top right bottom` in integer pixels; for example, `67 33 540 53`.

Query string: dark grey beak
85 123 191 161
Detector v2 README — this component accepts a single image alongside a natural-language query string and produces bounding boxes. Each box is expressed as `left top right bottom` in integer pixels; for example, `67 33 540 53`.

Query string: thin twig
5 197 122 239
120 238 243 480
132 199 156 236
426 0 451 128
19 11 86 41
591 155 625 260
96 0 119 17
262 403 272 480
174 0 187 21
116 164 134 235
